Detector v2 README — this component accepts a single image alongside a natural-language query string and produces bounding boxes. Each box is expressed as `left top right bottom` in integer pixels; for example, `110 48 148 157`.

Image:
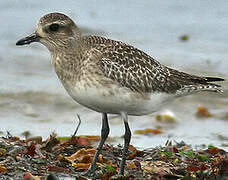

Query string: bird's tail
167 67 224 94
191 76 224 85
180 76 224 94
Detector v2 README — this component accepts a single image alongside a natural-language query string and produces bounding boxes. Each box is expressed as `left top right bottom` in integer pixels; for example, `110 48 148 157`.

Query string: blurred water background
0 0 228 150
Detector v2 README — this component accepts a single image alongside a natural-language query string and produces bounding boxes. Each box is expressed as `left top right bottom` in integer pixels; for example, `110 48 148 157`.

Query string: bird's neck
50 39 87 83
50 37 83 64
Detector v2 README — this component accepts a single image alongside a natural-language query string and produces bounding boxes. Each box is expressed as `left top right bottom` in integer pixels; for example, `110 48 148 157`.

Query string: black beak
16 33 40 46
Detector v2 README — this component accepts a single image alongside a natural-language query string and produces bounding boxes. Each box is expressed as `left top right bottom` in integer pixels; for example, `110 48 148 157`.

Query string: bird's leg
72 114 81 137
84 113 109 176
119 112 131 176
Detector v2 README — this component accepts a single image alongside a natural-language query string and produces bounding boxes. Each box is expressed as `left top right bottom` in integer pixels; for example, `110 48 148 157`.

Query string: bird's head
16 12 81 51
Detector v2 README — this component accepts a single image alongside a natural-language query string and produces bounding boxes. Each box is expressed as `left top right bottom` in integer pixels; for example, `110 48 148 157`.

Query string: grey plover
16 13 224 176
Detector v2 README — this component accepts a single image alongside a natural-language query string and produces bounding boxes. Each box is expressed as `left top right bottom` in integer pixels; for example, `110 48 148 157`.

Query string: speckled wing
97 42 184 93
96 39 223 94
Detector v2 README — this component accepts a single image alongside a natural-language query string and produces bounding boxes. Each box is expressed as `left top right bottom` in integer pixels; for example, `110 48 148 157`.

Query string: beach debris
156 110 177 123
134 128 162 135
179 34 189 41
196 106 212 118
0 133 227 179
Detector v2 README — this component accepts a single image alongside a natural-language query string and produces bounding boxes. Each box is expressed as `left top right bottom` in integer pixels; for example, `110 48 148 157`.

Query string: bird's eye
49 23 60 32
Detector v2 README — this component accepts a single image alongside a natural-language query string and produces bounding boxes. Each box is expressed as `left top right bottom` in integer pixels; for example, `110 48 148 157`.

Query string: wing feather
84 36 224 94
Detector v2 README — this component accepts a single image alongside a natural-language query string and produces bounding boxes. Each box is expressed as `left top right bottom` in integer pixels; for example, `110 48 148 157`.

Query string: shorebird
16 13 224 176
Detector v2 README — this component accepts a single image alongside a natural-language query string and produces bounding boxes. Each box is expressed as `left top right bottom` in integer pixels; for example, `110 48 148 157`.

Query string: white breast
62 79 174 116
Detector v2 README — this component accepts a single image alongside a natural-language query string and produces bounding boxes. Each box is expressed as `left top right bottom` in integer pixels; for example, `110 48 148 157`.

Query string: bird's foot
80 167 96 177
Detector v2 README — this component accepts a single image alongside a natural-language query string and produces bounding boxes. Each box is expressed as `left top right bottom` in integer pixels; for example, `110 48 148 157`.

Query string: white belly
62 80 174 116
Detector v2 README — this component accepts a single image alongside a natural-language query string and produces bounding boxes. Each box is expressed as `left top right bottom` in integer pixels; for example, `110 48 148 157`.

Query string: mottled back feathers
83 35 223 94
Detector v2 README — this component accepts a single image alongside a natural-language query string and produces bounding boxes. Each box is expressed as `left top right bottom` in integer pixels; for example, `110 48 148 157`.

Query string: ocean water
0 0 228 150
